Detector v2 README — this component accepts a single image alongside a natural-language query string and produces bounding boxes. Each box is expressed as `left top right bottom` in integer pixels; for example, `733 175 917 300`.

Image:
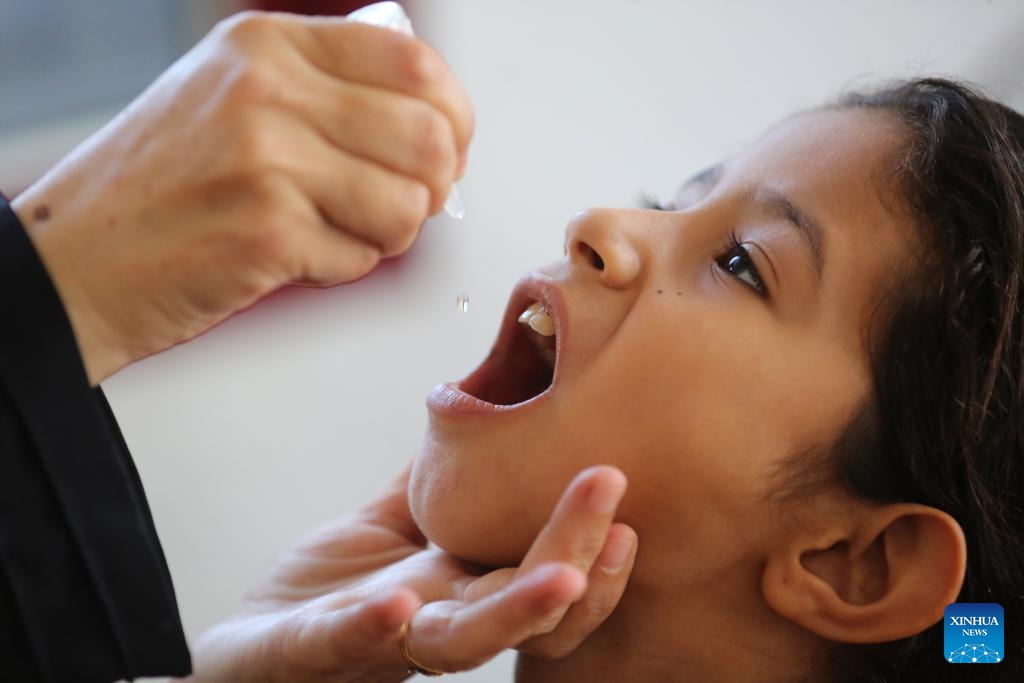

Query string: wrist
12 193 131 385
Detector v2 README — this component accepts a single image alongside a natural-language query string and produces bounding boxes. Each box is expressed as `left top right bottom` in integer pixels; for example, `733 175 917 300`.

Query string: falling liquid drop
456 293 470 313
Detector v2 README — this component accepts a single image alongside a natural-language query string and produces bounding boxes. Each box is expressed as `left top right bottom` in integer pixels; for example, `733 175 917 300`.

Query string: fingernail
598 532 632 573
587 473 625 514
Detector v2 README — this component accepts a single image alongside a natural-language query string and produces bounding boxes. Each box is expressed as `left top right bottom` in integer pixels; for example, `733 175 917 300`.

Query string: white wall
87 1 1023 681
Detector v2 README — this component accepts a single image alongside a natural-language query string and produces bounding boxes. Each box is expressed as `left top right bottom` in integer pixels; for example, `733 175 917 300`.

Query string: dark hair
807 79 1024 682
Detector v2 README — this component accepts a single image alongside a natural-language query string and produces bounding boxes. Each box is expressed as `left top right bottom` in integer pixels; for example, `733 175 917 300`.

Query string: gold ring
399 618 445 677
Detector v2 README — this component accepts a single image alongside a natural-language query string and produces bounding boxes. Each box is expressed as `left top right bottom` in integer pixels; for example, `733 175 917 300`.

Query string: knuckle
347 243 382 282
250 218 292 268
382 181 429 255
222 62 281 108
244 175 293 240
465 99 477 140
411 106 456 176
447 85 475 147
572 536 608 566
456 101 476 152
583 590 618 622
245 172 281 211
381 227 415 259
335 84 368 123
229 122 282 176
218 10 275 45
396 39 443 91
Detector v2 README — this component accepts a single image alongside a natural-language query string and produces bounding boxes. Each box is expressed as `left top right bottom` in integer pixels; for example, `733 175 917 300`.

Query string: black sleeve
0 197 191 681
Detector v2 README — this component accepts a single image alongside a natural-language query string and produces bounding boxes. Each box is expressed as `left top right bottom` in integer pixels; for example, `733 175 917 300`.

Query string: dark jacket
0 197 190 681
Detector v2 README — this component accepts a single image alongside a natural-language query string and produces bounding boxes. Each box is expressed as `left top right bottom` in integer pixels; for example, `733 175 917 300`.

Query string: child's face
410 108 916 589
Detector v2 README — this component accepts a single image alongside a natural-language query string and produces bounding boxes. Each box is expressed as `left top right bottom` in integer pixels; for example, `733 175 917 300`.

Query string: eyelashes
715 233 768 299
640 199 769 299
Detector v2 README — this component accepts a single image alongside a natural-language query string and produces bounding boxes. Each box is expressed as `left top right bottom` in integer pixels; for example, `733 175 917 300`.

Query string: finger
282 117 431 259
237 152 386 285
513 466 626 632
518 466 628 578
285 18 475 161
292 222 383 286
519 524 638 659
408 563 586 674
300 74 458 215
286 586 421 672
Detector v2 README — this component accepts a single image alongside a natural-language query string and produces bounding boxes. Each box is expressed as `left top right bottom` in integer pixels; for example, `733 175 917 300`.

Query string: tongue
471 359 551 405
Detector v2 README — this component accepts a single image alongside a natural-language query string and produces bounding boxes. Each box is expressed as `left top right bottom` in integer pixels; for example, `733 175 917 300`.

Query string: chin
408 272 576 567
408 436 539 568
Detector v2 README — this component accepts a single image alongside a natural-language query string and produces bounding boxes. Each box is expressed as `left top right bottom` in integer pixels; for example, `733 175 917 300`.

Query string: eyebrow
753 187 826 283
677 163 827 284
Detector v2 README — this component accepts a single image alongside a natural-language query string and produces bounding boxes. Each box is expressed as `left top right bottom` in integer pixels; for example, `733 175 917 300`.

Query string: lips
428 274 566 417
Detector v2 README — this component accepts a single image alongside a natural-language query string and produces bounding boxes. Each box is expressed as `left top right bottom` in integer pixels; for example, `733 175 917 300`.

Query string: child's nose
564 209 642 289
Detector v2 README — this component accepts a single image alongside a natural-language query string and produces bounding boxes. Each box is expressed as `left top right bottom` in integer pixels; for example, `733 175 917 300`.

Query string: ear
762 502 967 643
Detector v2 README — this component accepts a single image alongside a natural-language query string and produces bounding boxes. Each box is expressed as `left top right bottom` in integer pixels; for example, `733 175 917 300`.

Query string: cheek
577 320 767 487
570 321 800 570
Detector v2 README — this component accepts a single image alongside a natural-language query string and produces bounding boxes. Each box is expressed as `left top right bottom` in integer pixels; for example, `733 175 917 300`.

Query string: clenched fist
12 10 474 385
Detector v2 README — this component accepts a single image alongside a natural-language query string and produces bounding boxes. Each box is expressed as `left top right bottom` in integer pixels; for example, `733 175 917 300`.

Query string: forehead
737 107 905 192
750 108 912 249
715 108 909 204
709 108 918 345
730 106 915 248
676 108 915 242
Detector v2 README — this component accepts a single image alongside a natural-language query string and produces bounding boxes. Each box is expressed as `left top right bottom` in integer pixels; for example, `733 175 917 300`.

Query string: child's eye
641 199 769 299
715 238 768 298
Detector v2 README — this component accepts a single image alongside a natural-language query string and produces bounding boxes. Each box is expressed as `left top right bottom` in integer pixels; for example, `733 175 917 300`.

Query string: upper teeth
518 302 555 336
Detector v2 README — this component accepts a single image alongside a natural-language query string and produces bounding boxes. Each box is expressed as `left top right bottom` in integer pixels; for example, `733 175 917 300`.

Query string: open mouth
456 279 563 407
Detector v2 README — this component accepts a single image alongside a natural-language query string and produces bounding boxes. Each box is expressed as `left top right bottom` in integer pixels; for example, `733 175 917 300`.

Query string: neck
515 559 827 682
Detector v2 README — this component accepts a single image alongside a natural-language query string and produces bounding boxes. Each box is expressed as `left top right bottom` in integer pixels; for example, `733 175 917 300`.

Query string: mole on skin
33 205 51 222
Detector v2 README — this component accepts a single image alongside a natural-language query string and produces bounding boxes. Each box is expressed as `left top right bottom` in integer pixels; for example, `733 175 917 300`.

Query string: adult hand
183 465 637 682
12 11 474 385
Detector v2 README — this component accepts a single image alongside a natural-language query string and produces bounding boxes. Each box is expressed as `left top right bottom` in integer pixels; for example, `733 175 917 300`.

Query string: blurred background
2 1 1023 680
